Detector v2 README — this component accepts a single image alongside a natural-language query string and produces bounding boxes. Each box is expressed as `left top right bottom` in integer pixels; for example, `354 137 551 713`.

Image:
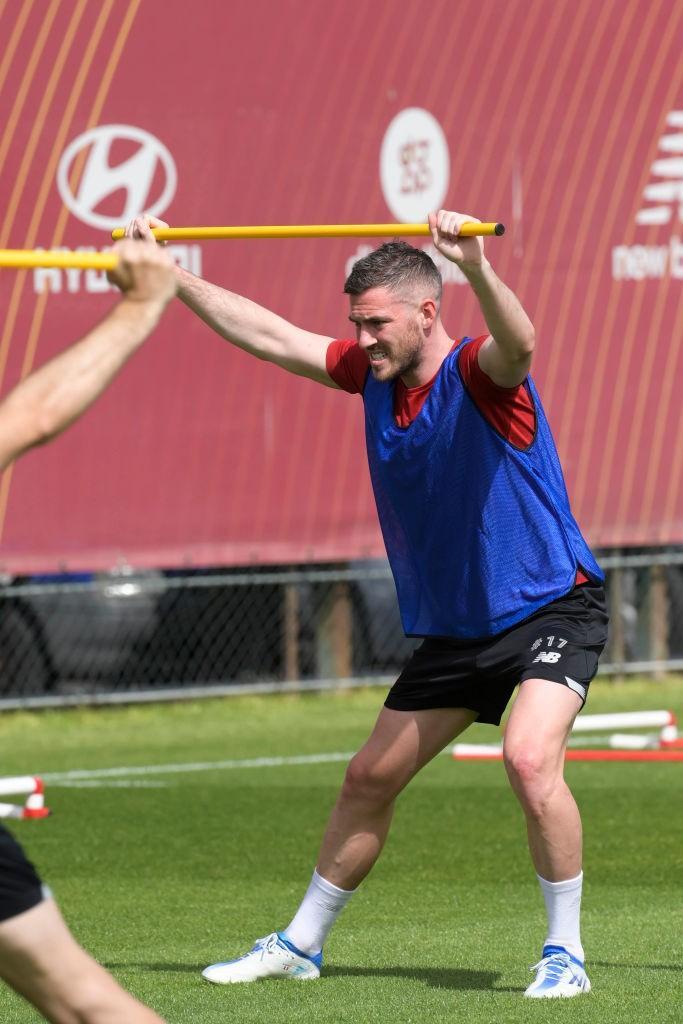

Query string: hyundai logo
56 124 177 231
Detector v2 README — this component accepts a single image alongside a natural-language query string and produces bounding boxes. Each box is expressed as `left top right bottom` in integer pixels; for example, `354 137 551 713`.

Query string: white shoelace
237 933 280 962
530 952 575 980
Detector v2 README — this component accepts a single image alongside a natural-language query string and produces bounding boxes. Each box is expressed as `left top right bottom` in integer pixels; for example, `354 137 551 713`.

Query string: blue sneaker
525 945 591 998
202 932 322 984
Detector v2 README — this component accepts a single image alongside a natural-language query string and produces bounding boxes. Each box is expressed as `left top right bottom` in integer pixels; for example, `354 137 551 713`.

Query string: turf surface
0 678 681 1022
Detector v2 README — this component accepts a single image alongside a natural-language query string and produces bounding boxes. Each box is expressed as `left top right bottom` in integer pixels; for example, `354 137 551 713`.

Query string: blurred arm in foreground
0 239 176 470
0 238 174 1023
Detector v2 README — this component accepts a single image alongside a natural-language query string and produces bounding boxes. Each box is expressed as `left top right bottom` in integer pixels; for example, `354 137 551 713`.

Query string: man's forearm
176 265 296 361
0 297 165 468
461 259 535 360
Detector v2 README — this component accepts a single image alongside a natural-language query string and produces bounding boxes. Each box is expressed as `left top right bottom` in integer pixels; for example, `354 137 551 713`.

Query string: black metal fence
0 551 681 707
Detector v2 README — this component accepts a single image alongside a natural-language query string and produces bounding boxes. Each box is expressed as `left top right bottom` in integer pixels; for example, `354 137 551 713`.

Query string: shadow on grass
106 958 683 988
325 965 508 991
104 962 200 973
105 962 514 991
591 961 683 973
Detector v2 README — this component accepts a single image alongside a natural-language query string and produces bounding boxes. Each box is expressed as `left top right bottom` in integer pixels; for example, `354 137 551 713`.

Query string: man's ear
420 297 438 330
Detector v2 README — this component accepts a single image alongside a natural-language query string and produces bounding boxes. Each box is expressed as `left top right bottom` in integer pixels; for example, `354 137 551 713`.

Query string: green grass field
1 678 682 1022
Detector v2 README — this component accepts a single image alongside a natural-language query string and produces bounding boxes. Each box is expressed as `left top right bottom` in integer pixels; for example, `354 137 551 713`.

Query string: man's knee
504 741 546 783
503 741 560 811
341 752 403 805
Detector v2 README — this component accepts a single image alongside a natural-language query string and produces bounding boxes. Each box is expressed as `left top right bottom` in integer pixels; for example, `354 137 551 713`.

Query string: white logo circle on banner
57 125 177 231
380 108 450 222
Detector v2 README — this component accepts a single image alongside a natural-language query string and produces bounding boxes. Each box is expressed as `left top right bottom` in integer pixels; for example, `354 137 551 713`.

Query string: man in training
0 238 175 1024
128 209 608 998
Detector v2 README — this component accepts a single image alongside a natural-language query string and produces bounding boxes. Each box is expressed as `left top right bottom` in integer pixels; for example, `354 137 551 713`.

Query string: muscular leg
203 705 479 979
503 678 582 880
503 677 590 979
0 899 165 1024
317 705 477 890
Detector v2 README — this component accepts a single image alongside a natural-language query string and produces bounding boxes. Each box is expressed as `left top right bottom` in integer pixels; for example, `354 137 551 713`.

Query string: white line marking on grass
56 780 169 789
42 751 355 784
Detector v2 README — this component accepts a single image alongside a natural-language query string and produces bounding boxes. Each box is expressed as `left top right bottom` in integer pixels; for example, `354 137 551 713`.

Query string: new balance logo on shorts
527 631 590 700
530 635 567 663
533 651 562 663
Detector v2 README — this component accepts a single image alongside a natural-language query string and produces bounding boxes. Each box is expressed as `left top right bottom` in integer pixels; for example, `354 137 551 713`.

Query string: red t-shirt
326 335 589 586
326 335 536 444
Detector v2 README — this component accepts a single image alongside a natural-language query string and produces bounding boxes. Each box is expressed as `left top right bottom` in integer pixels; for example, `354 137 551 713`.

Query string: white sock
283 869 356 955
537 871 584 963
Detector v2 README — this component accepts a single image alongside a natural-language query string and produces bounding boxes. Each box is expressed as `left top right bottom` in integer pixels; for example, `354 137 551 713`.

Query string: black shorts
0 823 45 922
385 584 609 726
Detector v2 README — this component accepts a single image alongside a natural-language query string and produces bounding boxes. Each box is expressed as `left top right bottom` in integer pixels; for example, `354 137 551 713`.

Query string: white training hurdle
0 776 50 819
453 710 683 762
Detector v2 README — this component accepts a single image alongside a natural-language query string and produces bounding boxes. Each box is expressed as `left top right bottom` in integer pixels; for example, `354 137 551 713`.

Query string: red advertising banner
0 0 682 573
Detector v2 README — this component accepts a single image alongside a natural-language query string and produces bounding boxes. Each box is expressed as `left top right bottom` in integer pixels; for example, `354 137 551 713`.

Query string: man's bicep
477 334 532 387
274 325 340 387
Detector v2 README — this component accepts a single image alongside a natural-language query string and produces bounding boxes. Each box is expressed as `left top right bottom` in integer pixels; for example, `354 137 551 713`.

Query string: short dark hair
343 241 442 303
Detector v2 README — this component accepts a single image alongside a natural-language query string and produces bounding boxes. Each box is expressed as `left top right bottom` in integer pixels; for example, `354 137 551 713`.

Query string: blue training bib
362 339 603 639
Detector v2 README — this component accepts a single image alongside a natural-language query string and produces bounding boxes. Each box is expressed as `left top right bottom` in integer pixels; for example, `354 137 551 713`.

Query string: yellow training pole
110 222 505 242
0 250 117 270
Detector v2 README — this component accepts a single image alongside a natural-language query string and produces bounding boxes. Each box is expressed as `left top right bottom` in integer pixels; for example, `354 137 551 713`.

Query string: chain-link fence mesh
1 552 682 706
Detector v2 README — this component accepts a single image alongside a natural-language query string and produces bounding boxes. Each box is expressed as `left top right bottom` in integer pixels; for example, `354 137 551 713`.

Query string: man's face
348 286 426 383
